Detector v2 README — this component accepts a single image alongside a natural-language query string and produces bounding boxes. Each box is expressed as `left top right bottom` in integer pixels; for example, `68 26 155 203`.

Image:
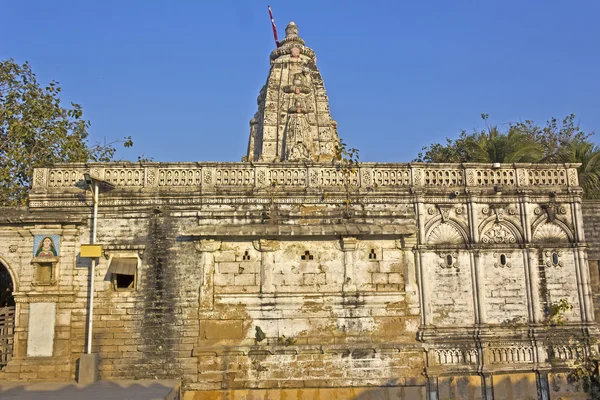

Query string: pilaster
195 239 221 310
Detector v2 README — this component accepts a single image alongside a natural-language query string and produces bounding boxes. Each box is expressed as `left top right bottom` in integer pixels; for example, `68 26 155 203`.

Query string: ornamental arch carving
478 217 524 245
425 218 469 246
531 220 573 243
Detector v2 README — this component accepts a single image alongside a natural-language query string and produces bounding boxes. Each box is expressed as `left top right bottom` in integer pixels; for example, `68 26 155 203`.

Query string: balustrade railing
32 163 580 190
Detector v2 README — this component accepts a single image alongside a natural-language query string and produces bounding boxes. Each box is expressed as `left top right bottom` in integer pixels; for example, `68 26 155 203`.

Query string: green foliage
544 297 573 327
544 298 600 396
333 139 359 215
334 139 360 173
415 114 600 198
0 59 138 206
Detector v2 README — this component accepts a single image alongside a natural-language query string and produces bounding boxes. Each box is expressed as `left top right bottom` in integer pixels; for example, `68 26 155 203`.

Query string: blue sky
2 1 599 162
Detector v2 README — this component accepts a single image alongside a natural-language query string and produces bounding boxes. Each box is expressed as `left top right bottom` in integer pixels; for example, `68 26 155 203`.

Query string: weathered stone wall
583 200 600 325
0 162 597 400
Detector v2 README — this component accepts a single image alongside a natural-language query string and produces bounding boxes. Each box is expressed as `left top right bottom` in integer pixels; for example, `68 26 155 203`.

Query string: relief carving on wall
544 250 563 268
531 204 572 243
482 205 516 222
482 223 516 244
438 252 459 270
533 223 569 243
493 252 512 268
427 223 465 245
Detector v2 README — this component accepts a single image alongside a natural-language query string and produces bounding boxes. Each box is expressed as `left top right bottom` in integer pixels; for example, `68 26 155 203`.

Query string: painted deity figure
35 237 58 257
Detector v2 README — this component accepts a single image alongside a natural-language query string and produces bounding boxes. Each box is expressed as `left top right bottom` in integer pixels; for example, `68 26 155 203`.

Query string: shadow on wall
0 380 180 400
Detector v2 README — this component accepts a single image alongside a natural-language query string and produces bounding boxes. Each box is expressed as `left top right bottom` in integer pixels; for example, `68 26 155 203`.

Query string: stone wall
583 200 600 324
0 162 597 399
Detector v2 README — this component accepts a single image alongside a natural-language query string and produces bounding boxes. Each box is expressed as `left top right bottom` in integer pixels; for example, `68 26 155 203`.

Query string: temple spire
245 21 340 163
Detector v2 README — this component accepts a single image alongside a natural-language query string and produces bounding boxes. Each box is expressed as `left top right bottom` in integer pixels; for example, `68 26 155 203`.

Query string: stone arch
531 219 573 243
0 257 16 370
426 218 469 245
479 217 524 245
0 257 17 305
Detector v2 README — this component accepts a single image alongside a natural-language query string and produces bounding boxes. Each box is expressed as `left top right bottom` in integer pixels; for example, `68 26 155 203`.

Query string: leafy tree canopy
415 114 600 198
0 59 135 206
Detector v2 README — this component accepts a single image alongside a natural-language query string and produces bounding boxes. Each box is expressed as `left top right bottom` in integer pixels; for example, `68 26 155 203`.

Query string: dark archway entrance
0 262 15 369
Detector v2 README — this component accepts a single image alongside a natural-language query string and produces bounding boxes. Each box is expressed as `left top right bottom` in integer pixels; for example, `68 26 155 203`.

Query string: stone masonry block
274 273 303 286
298 263 323 274
219 262 241 274
372 273 388 284
214 252 236 262
379 261 403 273
388 273 404 284
366 262 380 273
234 273 257 286
382 249 402 260
201 320 246 340
303 273 326 285
377 284 400 291
213 273 235 286
239 261 260 273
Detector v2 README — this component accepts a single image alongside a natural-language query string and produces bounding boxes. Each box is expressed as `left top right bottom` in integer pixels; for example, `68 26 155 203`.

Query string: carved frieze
482 223 516 244
434 348 478 365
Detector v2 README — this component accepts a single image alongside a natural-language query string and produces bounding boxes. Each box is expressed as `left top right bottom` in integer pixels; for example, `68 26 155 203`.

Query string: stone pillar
413 196 430 326
195 239 221 310
400 236 420 316
254 239 278 293
574 245 594 322
414 249 429 326
471 251 484 325
536 370 550 400
467 193 484 325
571 197 595 322
427 375 439 400
579 247 595 322
526 248 542 323
481 374 494 400
341 237 357 292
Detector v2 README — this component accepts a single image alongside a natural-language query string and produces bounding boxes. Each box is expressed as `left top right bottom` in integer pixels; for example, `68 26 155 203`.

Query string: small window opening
301 250 313 261
500 254 507 266
369 249 377 260
552 252 559 265
108 257 137 291
242 251 251 261
113 274 135 289
446 255 453 266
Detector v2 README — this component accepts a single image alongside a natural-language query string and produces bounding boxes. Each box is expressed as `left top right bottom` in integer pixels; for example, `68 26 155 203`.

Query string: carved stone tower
245 22 340 163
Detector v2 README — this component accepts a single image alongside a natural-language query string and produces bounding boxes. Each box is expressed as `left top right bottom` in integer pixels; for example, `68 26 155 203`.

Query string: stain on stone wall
138 212 181 379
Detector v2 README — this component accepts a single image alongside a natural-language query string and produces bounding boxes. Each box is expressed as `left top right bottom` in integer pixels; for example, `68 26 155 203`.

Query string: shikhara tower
246 22 340 163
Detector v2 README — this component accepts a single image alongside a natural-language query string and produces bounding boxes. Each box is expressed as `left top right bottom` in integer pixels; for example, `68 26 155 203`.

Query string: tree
415 114 600 198
0 59 134 206
333 139 359 217
562 139 600 199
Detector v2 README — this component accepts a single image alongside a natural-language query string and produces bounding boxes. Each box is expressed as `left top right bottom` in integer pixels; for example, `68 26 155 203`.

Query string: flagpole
268 5 280 48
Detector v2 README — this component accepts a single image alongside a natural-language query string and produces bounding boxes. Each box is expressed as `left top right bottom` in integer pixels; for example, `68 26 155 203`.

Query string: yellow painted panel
80 244 103 258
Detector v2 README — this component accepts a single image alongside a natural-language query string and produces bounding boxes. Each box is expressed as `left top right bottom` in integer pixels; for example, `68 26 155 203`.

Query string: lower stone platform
183 386 426 400
0 380 180 399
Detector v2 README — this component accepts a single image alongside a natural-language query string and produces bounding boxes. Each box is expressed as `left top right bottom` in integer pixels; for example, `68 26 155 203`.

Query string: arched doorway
0 262 15 369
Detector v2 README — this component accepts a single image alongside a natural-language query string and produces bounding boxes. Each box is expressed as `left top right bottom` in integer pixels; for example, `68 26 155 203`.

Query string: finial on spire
285 21 299 37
